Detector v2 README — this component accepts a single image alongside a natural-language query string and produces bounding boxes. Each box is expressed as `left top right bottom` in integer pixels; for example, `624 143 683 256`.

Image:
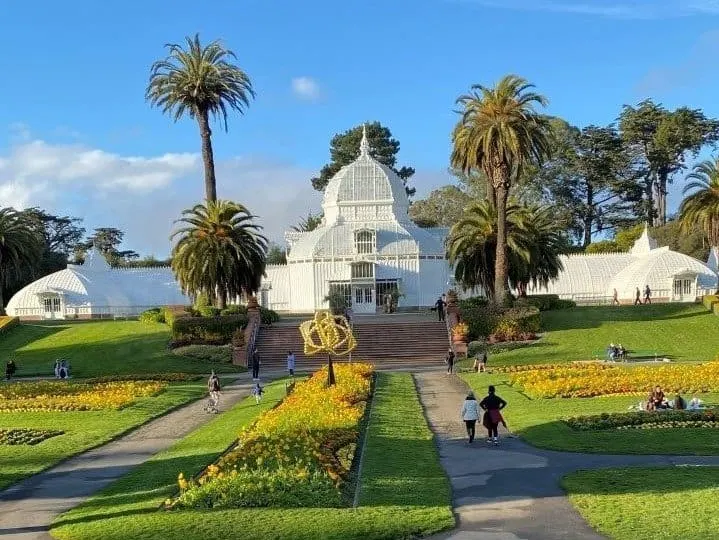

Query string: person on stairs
460 391 480 443
480 385 507 445
251 348 260 380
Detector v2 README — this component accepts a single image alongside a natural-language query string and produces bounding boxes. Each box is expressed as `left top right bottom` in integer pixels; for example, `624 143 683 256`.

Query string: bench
591 349 661 362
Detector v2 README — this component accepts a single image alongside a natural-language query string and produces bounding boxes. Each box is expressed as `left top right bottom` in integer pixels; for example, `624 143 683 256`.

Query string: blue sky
1 0 719 256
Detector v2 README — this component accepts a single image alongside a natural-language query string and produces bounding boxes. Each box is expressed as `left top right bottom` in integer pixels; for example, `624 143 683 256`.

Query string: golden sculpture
299 311 357 385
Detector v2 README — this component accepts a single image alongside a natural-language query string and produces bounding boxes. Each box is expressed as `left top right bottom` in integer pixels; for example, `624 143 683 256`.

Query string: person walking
5 359 16 381
460 391 480 443
54 360 60 379
286 350 296 377
634 287 642 306
206 371 221 414
445 348 455 374
251 348 260 380
612 288 620 306
435 295 446 322
644 284 652 304
252 381 263 404
480 385 507 445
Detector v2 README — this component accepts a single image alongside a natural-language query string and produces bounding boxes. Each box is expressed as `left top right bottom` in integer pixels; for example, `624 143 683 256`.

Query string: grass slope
488 304 719 366
563 467 719 540
52 373 454 540
461 372 719 454
1 321 239 377
0 381 206 490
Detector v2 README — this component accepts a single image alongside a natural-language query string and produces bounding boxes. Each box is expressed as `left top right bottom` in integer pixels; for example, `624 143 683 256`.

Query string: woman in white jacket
460 391 480 443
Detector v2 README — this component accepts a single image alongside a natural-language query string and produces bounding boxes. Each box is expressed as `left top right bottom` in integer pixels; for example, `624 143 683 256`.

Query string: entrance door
43 298 55 319
353 285 375 314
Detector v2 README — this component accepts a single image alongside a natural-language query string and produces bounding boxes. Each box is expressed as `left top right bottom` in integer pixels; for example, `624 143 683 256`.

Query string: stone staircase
255 315 451 372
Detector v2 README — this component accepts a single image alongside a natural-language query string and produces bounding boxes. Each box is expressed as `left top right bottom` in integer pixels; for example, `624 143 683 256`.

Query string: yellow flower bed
510 362 719 398
172 362 374 509
0 380 166 412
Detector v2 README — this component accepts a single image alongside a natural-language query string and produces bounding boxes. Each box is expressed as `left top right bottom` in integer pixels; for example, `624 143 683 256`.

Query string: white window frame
354 229 376 255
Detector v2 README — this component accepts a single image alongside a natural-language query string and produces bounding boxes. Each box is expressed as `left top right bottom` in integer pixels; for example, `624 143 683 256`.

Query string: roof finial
359 123 369 157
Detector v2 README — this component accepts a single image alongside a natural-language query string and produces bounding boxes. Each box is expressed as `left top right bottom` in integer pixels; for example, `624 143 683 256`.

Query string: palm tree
680 159 719 248
447 201 564 300
170 200 267 309
291 212 323 232
0 208 43 314
451 75 551 304
147 34 255 202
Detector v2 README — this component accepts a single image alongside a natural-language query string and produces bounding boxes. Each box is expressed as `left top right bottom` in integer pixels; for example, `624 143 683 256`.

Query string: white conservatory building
259 127 452 313
6 248 187 320
530 226 719 303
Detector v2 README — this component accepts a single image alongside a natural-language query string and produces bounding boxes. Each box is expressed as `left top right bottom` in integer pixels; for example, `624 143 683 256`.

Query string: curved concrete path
0 374 266 540
416 372 719 540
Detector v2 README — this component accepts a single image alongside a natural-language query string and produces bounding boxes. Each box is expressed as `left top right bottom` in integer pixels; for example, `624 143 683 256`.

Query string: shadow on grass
563 466 719 496
542 304 707 332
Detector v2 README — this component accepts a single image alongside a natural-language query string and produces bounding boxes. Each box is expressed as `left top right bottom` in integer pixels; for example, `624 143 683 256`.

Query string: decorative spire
359 124 369 157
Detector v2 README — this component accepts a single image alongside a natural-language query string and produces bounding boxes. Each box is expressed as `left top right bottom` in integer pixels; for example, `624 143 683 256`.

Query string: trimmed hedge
704 295 719 312
516 294 576 311
259 306 280 324
0 316 19 336
170 315 248 347
139 308 165 324
566 409 719 431
458 298 540 342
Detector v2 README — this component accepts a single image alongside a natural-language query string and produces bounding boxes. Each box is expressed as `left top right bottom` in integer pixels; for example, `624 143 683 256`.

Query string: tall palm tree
680 159 719 248
447 201 564 300
147 34 255 202
170 200 267 309
291 212 323 232
451 75 551 304
0 208 43 314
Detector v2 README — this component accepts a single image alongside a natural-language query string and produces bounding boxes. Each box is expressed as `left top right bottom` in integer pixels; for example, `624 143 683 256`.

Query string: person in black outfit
5 360 16 381
445 348 455 374
480 385 507 444
251 348 260 380
435 296 446 322
644 284 652 304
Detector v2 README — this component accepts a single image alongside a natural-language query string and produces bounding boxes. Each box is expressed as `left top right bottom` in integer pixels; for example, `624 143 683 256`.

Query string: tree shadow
543 304 707 332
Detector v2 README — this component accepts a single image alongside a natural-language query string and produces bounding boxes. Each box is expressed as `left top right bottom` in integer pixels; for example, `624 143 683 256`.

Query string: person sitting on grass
650 385 666 409
617 344 626 360
688 396 703 410
673 394 686 410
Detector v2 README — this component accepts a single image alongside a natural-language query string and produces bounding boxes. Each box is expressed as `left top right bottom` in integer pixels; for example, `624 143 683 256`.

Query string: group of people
53 359 71 379
644 385 702 411
606 343 627 361
611 285 652 306
460 385 508 444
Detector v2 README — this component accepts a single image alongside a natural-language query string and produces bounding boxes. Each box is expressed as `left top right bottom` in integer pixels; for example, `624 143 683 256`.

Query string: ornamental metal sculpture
299 311 357 386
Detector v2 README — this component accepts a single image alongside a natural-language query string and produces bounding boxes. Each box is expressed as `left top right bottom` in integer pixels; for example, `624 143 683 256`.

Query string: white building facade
6 248 187 320
529 226 719 303
260 127 452 313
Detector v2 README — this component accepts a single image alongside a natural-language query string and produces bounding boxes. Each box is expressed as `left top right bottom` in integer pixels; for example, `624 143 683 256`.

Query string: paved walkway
416 372 719 540
0 375 261 540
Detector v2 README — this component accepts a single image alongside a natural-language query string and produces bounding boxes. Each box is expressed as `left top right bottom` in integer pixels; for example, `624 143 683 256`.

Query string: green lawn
0 381 207 490
563 467 719 540
461 372 719 454
0 321 240 377
486 304 719 366
51 373 454 540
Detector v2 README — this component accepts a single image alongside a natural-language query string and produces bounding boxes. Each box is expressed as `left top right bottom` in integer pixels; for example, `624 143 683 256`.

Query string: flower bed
566 409 719 431
491 362 609 374
0 380 166 412
0 428 64 445
171 362 374 509
87 373 200 383
510 362 719 398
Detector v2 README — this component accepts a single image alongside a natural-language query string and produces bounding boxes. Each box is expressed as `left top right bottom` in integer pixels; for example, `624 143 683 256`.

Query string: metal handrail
245 318 260 363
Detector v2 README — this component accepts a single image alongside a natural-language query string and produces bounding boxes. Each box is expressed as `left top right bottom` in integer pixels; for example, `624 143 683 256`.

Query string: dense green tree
147 34 254 201
311 122 415 196
679 159 719 249
446 201 564 300
291 212 323 232
21 208 85 256
451 75 551 303
0 208 44 314
408 185 472 228
171 200 267 309
266 243 287 265
619 99 719 226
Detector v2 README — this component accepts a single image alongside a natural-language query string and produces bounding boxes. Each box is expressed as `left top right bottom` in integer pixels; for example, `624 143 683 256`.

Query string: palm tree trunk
0 287 5 316
216 285 227 310
327 353 336 386
196 109 217 202
494 181 509 305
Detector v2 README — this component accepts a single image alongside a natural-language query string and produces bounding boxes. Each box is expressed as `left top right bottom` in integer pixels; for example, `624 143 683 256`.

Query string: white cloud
0 132 322 257
291 76 322 101
454 0 719 19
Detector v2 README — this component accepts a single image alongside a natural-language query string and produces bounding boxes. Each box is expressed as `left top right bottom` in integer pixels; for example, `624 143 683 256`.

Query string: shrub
221 304 247 317
566 409 719 431
0 428 64 445
487 306 540 343
516 295 576 311
173 344 231 364
459 298 500 340
703 295 719 311
259 306 280 324
199 306 221 318
0 316 19 335
170 315 248 346
164 305 191 327
139 308 165 324
231 328 245 348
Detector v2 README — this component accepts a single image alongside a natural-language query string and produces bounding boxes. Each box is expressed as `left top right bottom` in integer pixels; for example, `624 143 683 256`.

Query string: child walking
252 381 264 404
